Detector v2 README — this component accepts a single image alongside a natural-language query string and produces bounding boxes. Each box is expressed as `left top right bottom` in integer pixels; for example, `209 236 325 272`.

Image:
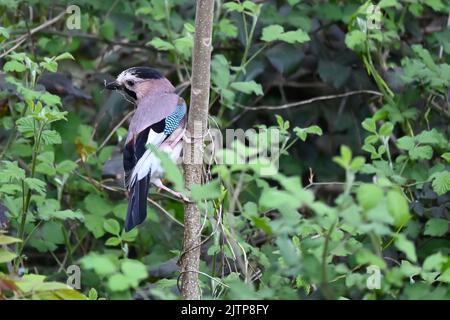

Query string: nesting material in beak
105 80 121 90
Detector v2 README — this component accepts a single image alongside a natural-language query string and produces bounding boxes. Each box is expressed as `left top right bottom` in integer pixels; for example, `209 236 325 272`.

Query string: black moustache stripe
124 87 137 100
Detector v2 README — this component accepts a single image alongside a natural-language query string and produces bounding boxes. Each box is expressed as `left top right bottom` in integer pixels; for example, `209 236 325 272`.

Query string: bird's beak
105 80 121 90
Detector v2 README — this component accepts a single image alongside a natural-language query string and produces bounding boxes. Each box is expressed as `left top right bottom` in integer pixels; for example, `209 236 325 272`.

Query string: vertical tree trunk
181 0 215 300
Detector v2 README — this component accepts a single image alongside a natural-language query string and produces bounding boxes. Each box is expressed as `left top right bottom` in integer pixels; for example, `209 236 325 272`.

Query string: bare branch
181 0 215 300
238 90 383 111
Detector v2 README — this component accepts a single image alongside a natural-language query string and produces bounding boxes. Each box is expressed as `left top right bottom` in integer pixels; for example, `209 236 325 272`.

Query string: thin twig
0 11 67 59
237 90 383 111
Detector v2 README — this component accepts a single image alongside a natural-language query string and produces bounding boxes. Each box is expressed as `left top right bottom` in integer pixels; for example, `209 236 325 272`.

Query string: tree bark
181 0 215 300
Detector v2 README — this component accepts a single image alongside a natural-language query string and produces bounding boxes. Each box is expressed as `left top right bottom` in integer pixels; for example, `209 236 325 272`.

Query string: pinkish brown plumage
105 67 187 231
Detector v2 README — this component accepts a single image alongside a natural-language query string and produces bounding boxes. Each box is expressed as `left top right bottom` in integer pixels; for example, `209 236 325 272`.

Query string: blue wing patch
164 102 186 135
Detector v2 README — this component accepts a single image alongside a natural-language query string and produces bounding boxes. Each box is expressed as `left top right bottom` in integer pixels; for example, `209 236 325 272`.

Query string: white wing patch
130 129 166 186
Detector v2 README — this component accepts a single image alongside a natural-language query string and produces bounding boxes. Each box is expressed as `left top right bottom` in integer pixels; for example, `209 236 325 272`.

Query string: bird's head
105 67 174 100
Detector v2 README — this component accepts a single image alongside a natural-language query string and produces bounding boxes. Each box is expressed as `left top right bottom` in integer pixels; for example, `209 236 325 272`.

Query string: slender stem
14 121 45 270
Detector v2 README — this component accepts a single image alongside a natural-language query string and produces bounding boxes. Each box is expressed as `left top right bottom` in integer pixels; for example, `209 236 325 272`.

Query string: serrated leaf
3 60 26 72
424 218 448 237
431 171 450 196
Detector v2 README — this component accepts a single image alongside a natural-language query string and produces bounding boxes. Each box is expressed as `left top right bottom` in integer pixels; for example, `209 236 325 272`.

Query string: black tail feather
125 175 150 232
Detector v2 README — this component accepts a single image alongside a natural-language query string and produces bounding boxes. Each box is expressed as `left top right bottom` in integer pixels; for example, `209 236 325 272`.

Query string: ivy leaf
431 171 450 196
424 218 448 237
231 81 263 96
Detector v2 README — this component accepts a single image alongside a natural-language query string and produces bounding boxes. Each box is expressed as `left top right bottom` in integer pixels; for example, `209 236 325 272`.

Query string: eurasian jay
105 67 187 232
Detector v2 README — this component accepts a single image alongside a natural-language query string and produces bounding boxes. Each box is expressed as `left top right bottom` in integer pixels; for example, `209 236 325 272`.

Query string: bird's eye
126 80 134 86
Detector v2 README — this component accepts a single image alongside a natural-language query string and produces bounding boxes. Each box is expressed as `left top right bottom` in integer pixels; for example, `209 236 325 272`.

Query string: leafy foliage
0 0 449 300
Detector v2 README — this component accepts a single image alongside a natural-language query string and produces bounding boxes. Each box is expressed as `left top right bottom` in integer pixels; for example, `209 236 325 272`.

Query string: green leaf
147 37 174 51
294 125 323 142
442 152 450 162
431 171 450 196
395 234 417 262
397 136 415 150
56 160 77 174
105 236 121 246
88 288 98 300
0 235 22 245
357 184 384 211
387 190 411 227
81 253 118 276
362 118 377 133
423 252 446 271
0 248 17 263
121 259 148 287
261 24 285 42
424 218 448 237
84 215 105 238
379 122 394 137
3 60 26 72
278 29 310 44
355 248 387 269
333 145 352 169
230 81 263 96
409 145 433 160
121 228 138 242
191 179 221 201
100 19 115 41
104 219 121 235
345 30 367 52
24 177 46 195
41 130 62 145
149 145 184 192
108 273 129 291
0 26 9 38
84 194 113 216
54 52 75 61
